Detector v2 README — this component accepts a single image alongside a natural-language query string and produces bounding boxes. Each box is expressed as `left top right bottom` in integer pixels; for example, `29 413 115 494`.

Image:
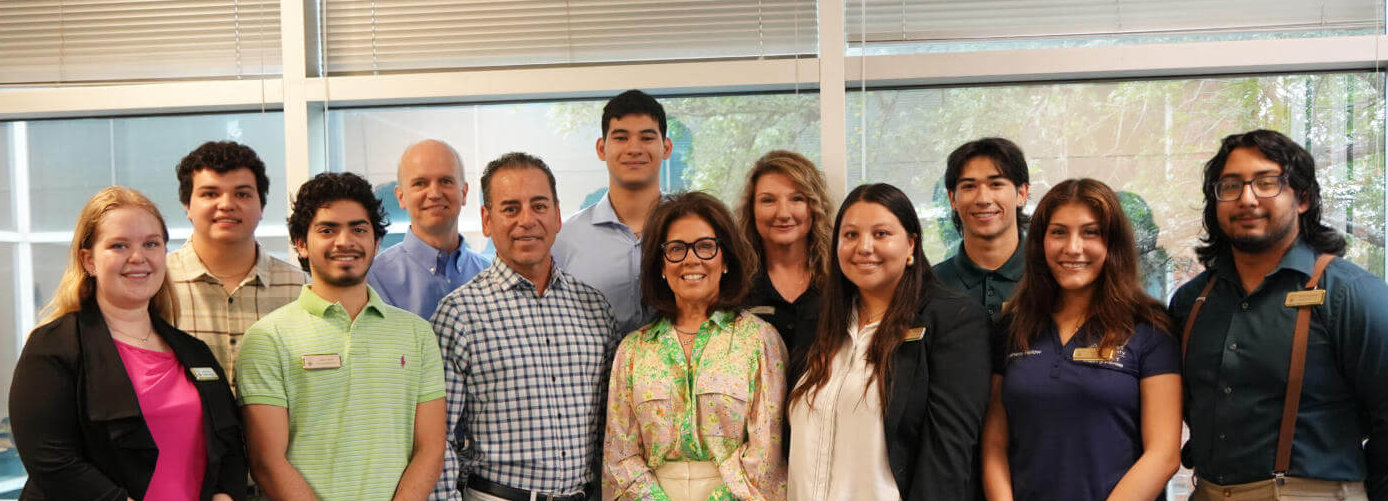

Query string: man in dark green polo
1169 129 1387 500
933 137 1031 318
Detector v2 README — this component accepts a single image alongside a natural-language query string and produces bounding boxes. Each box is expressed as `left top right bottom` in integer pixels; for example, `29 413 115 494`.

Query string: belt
466 476 587 501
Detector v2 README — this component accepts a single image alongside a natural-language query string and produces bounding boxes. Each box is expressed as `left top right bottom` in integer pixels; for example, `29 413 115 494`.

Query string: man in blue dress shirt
552 90 671 335
1170 129 1386 500
368 139 490 320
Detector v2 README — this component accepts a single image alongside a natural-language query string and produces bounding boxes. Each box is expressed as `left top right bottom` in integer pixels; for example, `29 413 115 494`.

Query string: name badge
748 306 775 315
301 354 342 370
1072 347 1110 362
1285 289 1326 307
904 327 925 342
190 367 220 381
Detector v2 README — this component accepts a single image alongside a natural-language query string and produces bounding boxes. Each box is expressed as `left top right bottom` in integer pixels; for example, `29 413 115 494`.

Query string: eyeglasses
1211 174 1288 202
661 237 720 263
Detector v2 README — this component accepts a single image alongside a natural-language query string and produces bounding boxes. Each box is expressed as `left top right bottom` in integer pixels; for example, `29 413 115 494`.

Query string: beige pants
1192 477 1368 500
654 461 722 501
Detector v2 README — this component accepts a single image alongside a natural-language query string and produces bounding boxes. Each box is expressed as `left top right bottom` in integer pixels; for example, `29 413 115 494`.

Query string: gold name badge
301 354 342 370
1072 347 1108 362
190 367 220 381
748 306 775 315
904 327 925 342
1285 289 1327 308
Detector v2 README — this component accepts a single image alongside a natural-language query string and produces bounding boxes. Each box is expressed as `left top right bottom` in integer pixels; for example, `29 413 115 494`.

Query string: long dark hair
789 183 934 410
1196 129 1345 266
1004 179 1170 357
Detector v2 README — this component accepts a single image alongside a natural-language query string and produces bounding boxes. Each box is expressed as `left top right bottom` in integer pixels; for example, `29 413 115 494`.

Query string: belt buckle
1275 471 1287 486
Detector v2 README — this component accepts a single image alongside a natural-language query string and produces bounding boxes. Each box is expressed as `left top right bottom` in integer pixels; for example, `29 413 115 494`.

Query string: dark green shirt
1169 240 1388 492
933 242 1025 318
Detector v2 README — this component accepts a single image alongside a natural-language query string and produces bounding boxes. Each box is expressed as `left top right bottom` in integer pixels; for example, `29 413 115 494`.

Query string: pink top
115 340 207 501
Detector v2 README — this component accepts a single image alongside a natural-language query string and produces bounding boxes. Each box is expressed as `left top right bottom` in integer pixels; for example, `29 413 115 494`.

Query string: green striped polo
237 285 445 500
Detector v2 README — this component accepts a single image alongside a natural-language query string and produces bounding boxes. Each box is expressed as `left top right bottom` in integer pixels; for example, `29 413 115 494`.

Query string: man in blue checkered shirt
428 152 619 501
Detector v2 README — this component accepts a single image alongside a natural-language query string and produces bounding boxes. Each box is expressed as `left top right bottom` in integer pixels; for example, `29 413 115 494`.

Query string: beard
1226 212 1299 254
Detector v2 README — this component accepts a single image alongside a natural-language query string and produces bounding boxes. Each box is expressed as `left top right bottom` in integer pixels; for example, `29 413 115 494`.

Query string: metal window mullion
10 122 36 344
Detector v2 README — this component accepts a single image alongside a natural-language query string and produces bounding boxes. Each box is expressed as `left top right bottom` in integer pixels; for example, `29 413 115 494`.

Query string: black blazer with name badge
9 301 246 501
882 283 993 500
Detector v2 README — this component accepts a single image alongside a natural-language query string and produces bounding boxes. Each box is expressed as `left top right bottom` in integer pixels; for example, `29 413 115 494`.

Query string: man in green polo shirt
933 137 1031 319
237 172 446 500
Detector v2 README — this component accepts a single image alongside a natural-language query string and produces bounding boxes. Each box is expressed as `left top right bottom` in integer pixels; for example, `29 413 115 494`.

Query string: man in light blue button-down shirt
369 139 491 320
553 90 671 335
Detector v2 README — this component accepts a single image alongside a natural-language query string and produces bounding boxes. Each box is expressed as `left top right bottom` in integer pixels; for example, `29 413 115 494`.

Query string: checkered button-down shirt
166 243 308 391
430 258 619 500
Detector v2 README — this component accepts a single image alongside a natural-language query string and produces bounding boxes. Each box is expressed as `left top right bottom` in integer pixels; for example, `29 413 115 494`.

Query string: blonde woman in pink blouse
604 192 789 501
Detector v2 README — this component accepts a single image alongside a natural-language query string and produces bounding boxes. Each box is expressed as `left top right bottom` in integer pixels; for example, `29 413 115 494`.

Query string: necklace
110 326 153 344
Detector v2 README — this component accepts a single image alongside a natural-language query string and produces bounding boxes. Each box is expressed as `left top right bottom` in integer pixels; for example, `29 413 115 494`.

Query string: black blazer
883 283 993 500
9 301 246 501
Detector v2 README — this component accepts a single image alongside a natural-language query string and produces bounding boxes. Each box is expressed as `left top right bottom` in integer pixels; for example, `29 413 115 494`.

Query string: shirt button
1240 302 1250 311
1229 343 1238 350
1224 386 1233 394
987 289 995 296
228 297 234 304
429 267 436 274
1219 433 1226 440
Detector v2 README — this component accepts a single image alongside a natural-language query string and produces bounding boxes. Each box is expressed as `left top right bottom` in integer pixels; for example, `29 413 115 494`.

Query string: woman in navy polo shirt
981 178 1182 501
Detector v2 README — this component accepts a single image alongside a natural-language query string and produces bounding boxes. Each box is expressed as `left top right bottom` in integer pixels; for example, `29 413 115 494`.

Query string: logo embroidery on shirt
400 355 406 367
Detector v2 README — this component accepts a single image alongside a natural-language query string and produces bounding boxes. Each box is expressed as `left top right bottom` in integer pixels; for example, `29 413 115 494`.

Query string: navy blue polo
997 322 1180 501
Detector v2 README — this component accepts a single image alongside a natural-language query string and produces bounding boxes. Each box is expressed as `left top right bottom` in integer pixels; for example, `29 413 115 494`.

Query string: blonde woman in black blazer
10 187 244 501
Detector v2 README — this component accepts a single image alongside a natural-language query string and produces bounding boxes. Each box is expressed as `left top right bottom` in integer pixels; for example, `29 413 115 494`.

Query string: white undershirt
787 308 901 501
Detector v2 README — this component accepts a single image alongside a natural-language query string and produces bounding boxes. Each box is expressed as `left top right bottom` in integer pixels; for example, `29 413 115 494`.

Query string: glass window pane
849 72 1386 301
27 113 287 234
328 93 821 251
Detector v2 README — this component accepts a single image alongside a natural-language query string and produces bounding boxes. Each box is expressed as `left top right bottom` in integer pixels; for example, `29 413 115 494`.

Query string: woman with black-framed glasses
603 191 789 501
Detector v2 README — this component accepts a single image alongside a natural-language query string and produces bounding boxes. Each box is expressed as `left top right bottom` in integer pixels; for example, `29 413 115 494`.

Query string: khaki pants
1192 477 1367 500
654 461 722 501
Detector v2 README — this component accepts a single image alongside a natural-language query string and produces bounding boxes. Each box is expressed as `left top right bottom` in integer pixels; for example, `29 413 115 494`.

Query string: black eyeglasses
1211 174 1288 202
661 237 720 263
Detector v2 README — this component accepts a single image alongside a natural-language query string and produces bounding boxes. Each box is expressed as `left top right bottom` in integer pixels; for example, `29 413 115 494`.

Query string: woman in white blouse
786 183 992 501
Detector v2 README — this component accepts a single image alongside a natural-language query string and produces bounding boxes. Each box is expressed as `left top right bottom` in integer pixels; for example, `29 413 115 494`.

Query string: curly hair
1195 129 1345 266
176 141 271 208
287 172 389 270
736 150 834 287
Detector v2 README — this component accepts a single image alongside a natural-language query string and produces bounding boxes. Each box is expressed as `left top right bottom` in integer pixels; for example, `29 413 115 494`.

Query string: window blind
846 0 1382 44
0 0 281 85
322 0 817 75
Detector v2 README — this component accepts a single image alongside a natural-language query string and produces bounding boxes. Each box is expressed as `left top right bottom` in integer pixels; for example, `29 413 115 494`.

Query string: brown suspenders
1179 253 1335 480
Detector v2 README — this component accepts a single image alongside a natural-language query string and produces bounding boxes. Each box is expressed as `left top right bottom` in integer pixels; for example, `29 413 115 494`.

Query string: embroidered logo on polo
1007 350 1042 360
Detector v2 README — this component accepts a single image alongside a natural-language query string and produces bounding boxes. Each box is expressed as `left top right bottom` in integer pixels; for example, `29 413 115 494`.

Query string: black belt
466 476 586 501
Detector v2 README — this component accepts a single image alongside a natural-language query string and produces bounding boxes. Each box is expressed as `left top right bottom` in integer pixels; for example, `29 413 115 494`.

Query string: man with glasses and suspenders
1170 129 1388 500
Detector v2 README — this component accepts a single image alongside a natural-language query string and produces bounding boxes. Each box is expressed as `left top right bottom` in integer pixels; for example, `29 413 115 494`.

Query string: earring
723 269 728 274
907 255 915 266
661 274 667 280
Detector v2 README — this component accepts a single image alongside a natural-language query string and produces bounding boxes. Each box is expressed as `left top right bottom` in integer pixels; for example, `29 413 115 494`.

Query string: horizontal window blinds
0 0 281 84
846 0 1382 43
322 0 817 75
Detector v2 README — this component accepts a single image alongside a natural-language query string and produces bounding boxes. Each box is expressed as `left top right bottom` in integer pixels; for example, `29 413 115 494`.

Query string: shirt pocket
633 378 677 446
695 370 751 440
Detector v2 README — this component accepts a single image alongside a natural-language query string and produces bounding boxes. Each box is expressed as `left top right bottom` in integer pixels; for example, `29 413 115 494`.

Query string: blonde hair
39 186 178 326
736 150 835 287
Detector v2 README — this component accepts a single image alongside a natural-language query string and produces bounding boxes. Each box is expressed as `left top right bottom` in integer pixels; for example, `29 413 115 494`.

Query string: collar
1211 239 1319 285
400 228 470 272
642 309 735 341
488 257 568 292
168 242 271 287
947 241 1026 288
296 284 388 319
590 192 622 226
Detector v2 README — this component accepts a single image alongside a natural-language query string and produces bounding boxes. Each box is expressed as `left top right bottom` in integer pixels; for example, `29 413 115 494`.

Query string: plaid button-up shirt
166 243 307 390
429 259 619 500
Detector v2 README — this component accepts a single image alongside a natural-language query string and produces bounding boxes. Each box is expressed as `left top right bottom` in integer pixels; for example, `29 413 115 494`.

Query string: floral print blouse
603 310 789 501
